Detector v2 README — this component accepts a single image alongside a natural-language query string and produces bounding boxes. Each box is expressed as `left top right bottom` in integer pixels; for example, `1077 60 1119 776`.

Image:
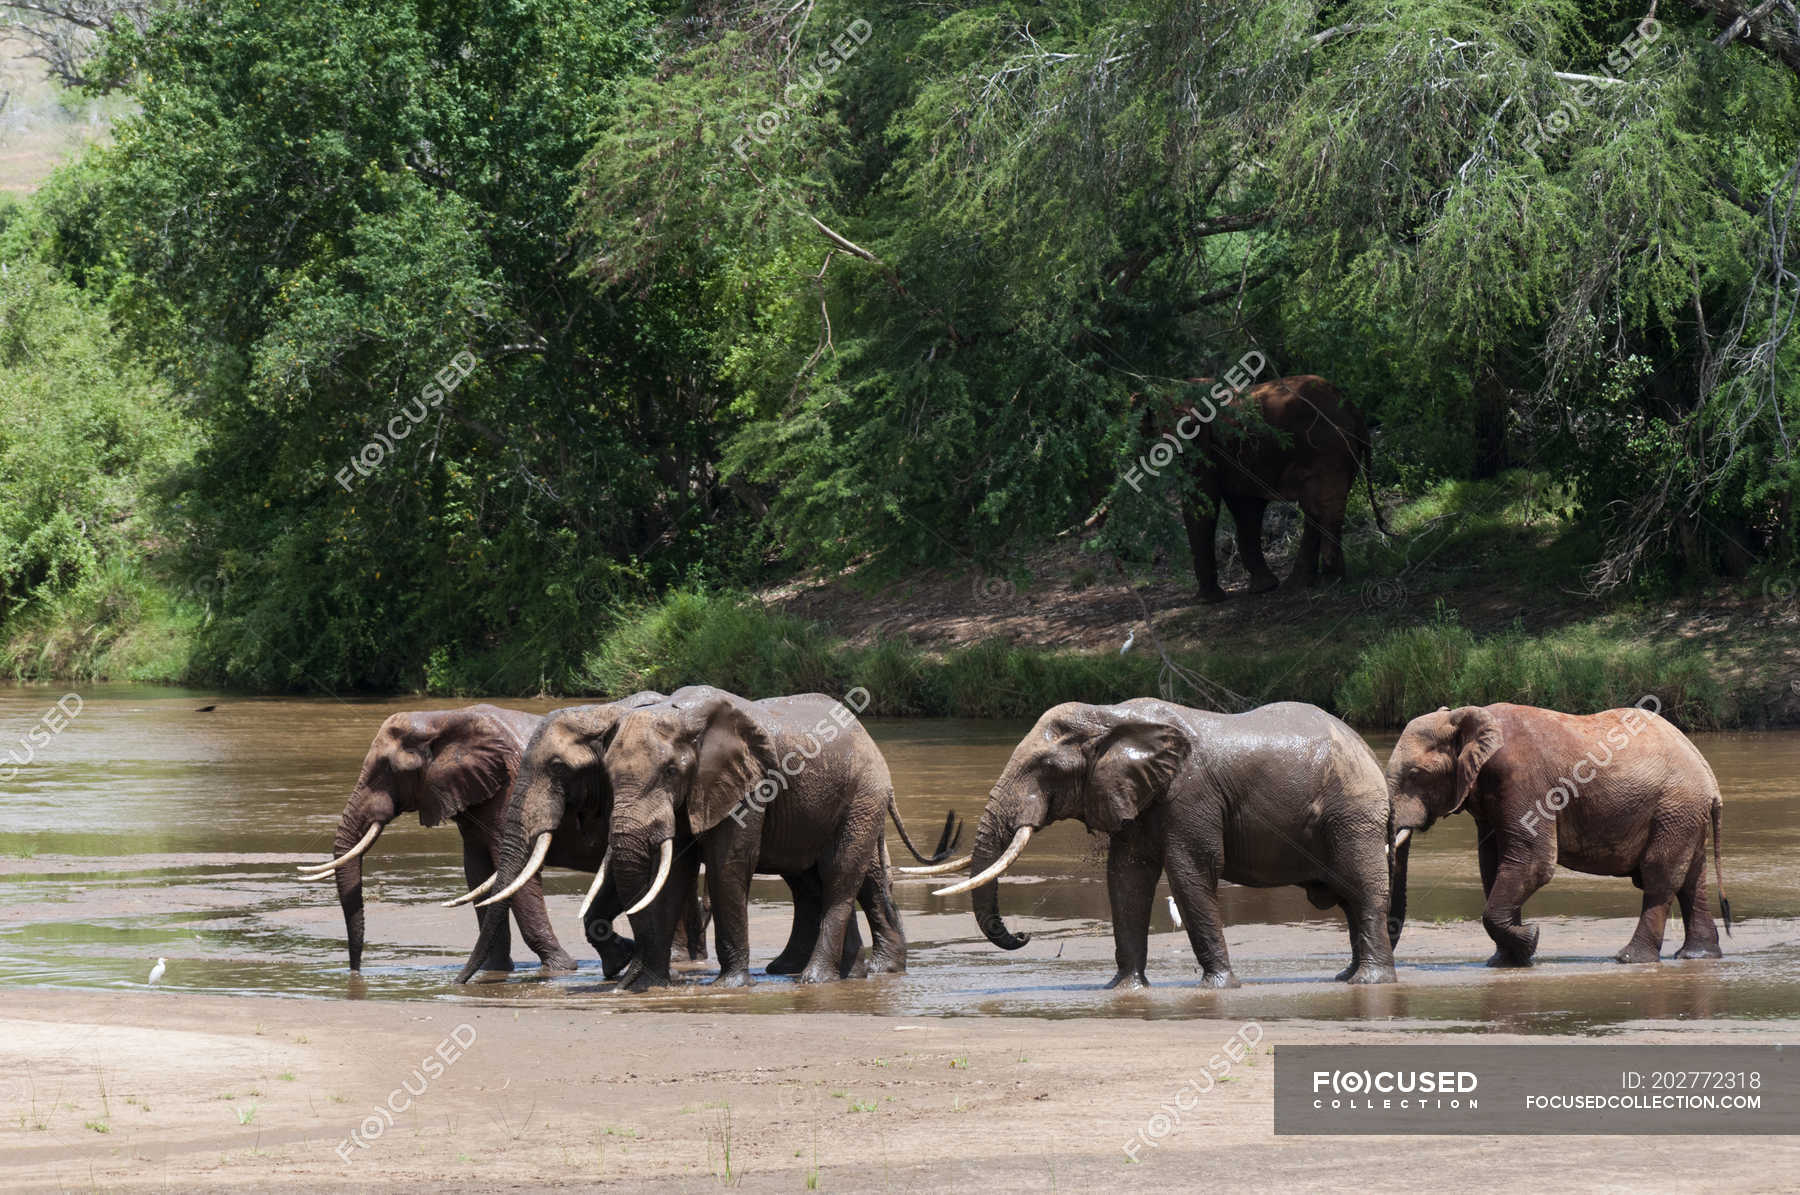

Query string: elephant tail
888 797 963 864
1712 797 1731 936
1359 428 1390 535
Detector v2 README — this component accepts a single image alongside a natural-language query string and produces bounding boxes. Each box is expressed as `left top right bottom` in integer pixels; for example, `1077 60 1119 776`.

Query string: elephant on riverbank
300 698 653 974
1140 373 1381 602
939 699 1397 987
450 688 960 987
1384 701 1731 966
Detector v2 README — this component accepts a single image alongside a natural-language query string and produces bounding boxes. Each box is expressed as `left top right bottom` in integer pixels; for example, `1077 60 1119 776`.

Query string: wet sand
3 988 1797 1192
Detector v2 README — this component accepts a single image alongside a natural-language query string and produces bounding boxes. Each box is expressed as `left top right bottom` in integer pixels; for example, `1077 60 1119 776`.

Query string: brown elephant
1140 373 1381 602
301 696 692 975
1384 701 1731 967
939 700 1397 988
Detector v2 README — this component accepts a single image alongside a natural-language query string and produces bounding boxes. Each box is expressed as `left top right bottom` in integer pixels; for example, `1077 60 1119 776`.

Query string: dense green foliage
0 262 195 680
2 0 1797 697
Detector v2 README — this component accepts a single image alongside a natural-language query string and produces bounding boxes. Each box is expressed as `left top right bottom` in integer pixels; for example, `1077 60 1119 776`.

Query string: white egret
1166 896 1182 928
1119 629 1136 655
148 958 167 986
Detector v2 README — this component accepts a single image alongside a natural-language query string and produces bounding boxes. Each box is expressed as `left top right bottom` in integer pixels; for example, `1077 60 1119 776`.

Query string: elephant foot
710 968 755 988
536 950 578 975
1339 962 1397 985
1104 970 1150 990
1195 969 1238 989
864 953 903 977
1673 941 1723 960
1246 573 1280 595
1614 941 1663 964
477 956 516 974
1483 950 1534 968
1198 586 1229 605
596 940 637 980
1483 922 1539 966
615 966 672 992
764 951 807 976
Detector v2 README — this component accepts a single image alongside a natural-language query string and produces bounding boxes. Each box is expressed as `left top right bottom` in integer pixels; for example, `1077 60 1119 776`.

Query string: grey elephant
1384 701 1730 966
602 686 955 988
940 699 1397 987
450 688 958 987
301 697 686 976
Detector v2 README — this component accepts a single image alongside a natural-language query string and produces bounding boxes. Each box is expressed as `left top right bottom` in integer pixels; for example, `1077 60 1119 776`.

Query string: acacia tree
582 0 1800 585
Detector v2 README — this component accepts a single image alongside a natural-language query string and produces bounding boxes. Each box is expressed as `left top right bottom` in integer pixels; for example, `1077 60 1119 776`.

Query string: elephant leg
1182 490 1227 603
767 868 822 975
1315 480 1350 580
1617 849 1682 964
1333 898 1396 984
1327 832 1396 984
582 873 636 980
1285 497 1324 589
796 860 865 986
672 871 710 963
1104 823 1168 990
618 848 698 992
1673 841 1722 959
1163 856 1235 988
1482 851 1553 967
702 835 756 988
857 846 905 976
1226 495 1278 594
460 838 514 974
797 803 883 985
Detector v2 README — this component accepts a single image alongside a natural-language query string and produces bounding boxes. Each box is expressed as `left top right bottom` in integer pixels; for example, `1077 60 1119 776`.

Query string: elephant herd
302 687 1731 990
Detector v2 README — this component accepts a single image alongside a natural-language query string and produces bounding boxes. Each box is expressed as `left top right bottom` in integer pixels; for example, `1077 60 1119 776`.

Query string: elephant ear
1083 714 1190 833
419 708 522 827
1447 706 1502 815
686 698 777 834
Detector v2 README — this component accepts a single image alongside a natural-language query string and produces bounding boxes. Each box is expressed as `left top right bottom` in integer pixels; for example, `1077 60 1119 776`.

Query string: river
2 685 1795 1030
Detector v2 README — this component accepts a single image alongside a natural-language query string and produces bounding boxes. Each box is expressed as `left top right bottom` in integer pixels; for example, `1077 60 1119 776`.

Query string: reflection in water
2 685 1798 1030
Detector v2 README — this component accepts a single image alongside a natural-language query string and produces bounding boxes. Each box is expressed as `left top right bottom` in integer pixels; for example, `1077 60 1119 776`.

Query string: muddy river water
2 685 1796 1030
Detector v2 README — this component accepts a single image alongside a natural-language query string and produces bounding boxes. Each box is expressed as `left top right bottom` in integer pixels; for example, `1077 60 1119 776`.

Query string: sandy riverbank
2 990 1796 1191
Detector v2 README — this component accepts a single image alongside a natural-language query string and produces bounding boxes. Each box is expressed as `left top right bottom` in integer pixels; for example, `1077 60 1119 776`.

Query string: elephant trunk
333 785 396 973
1387 832 1412 950
968 807 1032 951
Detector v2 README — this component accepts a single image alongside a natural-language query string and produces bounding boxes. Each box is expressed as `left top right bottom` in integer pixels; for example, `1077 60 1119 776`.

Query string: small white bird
148 958 166 986
1119 629 1136 655
1166 896 1183 928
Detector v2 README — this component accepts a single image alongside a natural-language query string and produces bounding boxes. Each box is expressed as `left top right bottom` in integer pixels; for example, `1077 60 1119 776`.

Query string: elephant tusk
298 822 382 878
896 852 973 876
577 848 612 920
1391 827 1412 853
621 839 674 917
476 834 552 908
442 873 497 908
933 827 1032 897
